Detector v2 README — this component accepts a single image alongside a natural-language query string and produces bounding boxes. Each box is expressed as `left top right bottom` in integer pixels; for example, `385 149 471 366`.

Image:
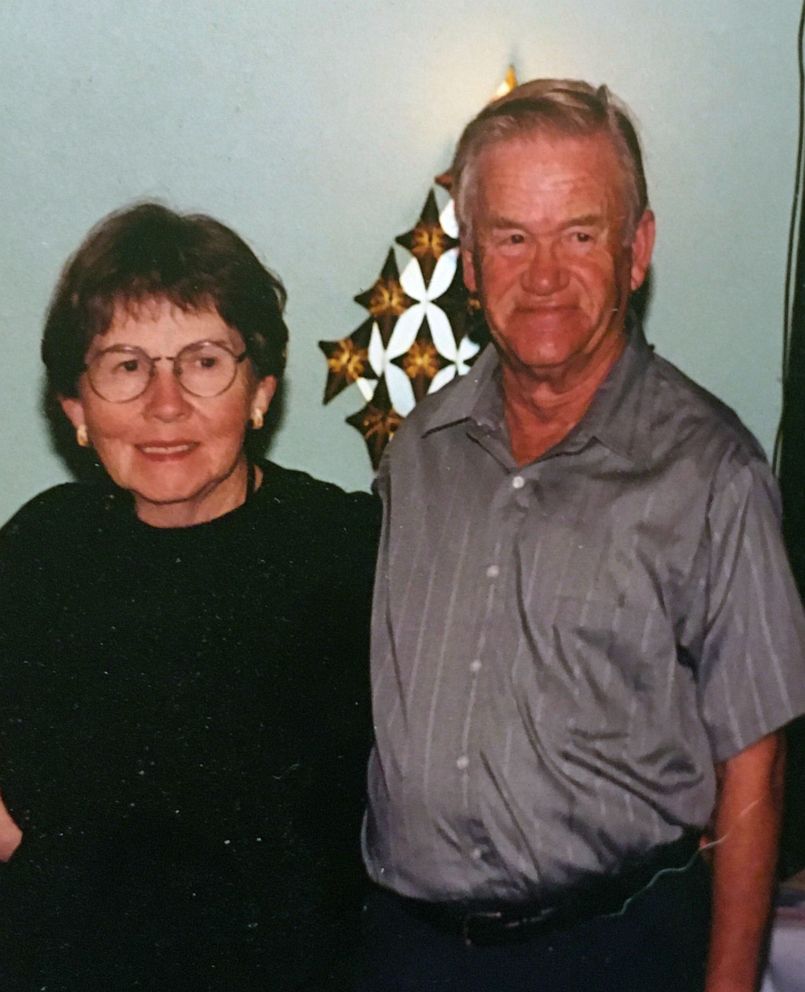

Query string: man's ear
59 395 86 431
461 245 479 294
630 210 656 292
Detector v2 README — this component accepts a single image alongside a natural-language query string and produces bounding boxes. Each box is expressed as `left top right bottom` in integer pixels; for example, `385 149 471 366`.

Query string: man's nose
143 363 191 421
520 241 568 296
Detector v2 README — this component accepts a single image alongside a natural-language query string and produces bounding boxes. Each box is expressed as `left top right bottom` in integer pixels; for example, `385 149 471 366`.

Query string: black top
0 461 380 991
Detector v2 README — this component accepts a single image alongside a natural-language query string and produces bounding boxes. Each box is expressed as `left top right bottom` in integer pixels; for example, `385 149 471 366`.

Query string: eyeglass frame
81 339 249 403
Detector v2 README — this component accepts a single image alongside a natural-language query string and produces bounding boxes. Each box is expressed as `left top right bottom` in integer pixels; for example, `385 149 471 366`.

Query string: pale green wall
0 0 799 523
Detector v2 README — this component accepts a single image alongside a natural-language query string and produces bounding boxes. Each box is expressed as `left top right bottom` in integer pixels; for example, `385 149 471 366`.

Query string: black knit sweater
0 462 380 991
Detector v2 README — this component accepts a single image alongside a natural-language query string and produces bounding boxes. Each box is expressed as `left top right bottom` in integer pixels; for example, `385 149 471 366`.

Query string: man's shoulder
644 349 768 469
386 358 490 452
376 376 470 488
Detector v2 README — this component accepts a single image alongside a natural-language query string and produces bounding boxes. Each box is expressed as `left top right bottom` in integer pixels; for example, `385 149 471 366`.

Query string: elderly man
360 80 805 992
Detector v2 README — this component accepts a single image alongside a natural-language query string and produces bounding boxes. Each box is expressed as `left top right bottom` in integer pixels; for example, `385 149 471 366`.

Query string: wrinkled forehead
473 131 632 222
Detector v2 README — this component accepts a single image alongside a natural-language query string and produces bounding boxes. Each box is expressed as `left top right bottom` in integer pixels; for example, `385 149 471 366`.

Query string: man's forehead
473 131 630 217
477 128 622 173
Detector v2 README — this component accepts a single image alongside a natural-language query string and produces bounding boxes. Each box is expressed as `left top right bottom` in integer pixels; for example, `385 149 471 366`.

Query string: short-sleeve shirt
363 322 805 904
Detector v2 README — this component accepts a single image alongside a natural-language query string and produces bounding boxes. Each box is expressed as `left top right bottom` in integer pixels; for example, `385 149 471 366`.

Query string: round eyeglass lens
175 342 241 397
87 348 151 402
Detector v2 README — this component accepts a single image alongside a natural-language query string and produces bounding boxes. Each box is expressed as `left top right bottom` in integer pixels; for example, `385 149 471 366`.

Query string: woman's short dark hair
42 202 289 398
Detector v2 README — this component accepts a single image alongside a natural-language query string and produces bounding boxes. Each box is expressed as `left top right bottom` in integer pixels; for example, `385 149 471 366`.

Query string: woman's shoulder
258 460 380 523
1 480 115 549
251 462 381 574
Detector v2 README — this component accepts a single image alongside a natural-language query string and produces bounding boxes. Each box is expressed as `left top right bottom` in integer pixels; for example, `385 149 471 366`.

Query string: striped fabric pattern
363 323 805 903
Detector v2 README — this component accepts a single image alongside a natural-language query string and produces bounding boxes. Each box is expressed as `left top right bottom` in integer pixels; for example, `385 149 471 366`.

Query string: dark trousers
357 857 711 992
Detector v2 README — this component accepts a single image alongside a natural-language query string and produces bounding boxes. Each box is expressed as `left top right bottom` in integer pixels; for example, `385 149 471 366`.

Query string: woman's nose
142 364 192 420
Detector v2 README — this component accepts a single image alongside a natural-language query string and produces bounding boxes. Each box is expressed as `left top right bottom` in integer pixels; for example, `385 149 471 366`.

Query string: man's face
462 131 654 385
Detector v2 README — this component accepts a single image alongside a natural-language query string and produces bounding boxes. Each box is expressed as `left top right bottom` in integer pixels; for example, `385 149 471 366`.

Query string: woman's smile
61 301 275 527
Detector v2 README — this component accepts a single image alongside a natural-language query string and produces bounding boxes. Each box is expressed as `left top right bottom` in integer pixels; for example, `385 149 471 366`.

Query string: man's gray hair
451 79 648 245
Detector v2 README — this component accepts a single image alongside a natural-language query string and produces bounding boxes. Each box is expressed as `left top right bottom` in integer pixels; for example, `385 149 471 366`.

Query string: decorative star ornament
395 190 459 287
345 377 402 470
318 319 377 404
390 314 452 404
353 249 415 348
322 67 517 469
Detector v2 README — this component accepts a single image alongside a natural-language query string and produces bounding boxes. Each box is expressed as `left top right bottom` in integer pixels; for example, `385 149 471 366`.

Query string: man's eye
571 231 593 243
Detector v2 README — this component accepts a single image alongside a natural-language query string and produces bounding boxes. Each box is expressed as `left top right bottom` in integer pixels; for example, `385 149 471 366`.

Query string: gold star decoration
390 315 451 404
429 253 489 354
345 377 403 470
395 190 458 286
353 249 414 347
494 65 519 99
324 67 518 470
436 66 519 193
318 318 377 404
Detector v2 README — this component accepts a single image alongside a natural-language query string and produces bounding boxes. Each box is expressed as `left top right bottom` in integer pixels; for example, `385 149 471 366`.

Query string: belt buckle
462 909 504 947
463 905 559 947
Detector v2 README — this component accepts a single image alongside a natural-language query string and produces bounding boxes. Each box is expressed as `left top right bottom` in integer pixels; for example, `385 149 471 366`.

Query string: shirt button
469 659 482 673
471 847 483 861
512 475 525 489
486 564 499 579
456 755 469 770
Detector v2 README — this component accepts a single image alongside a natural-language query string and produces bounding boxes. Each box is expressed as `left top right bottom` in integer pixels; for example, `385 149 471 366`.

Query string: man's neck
501 332 626 466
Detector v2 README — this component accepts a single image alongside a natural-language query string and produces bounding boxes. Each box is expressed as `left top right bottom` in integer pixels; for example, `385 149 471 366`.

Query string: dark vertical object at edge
776 0 805 879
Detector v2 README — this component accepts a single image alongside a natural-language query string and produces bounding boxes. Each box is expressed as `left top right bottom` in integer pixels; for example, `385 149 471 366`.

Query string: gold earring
76 424 90 448
250 408 264 430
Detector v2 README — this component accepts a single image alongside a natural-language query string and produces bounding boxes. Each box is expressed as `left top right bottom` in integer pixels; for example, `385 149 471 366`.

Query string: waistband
378 832 701 947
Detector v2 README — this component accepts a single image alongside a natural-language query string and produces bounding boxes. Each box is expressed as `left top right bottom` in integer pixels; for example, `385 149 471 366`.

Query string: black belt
385 833 700 947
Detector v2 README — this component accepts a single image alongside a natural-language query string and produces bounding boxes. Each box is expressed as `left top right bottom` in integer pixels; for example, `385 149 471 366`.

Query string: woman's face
60 299 276 527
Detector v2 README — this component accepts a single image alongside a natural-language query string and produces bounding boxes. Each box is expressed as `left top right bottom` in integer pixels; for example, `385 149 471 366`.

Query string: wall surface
0 0 800 523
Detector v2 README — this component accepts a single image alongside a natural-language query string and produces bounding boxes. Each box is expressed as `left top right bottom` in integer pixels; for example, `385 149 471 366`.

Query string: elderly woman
0 203 379 990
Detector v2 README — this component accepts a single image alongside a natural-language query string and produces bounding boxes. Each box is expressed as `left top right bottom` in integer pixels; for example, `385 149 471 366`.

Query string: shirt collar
419 315 655 467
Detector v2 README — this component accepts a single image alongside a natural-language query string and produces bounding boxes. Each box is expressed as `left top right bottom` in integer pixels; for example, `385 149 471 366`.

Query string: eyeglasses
83 341 248 403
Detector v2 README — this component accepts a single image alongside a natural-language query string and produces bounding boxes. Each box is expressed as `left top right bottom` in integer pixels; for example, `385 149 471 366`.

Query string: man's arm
705 730 785 992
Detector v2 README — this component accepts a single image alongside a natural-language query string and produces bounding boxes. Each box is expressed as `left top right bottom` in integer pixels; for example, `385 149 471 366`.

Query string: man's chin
495 327 580 371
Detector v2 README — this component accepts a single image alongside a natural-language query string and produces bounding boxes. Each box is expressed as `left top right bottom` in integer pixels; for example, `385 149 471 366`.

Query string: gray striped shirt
363 322 805 903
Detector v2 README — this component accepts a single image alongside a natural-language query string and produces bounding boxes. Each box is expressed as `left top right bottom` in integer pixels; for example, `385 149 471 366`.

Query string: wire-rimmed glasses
83 340 248 403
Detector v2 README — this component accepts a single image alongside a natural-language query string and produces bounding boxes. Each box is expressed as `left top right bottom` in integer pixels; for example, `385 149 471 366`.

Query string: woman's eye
118 358 142 374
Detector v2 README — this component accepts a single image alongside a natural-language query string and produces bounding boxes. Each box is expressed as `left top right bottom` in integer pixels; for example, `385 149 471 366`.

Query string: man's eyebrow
486 215 527 229
561 213 605 228
484 213 607 231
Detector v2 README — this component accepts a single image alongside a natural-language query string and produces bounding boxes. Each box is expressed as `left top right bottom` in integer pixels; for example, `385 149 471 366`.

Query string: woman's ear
59 395 86 431
252 376 278 420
